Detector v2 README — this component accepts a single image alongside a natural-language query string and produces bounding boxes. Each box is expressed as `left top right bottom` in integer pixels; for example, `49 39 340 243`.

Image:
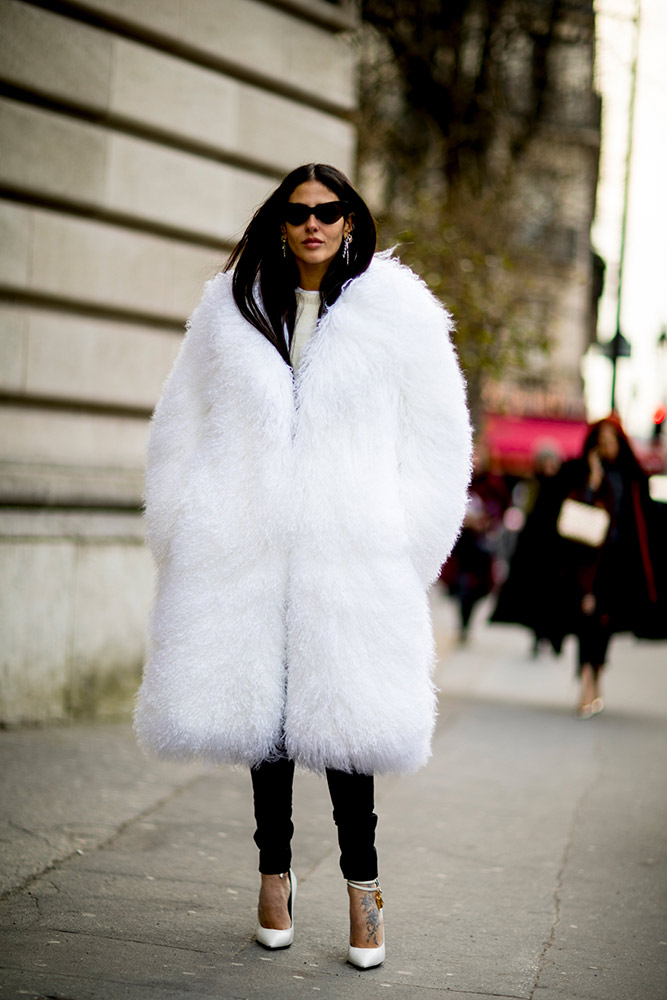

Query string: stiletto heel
346 878 385 969
256 870 296 949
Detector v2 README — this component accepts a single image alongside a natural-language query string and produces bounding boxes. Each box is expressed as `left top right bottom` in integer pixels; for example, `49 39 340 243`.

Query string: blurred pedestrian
441 447 509 642
134 164 472 967
512 442 563 527
561 417 662 715
491 443 564 655
492 416 665 715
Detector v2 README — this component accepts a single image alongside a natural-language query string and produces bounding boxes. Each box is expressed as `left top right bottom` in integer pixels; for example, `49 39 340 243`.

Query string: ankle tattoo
360 893 381 945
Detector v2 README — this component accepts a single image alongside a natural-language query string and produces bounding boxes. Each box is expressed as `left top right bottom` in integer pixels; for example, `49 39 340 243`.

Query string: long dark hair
582 416 645 480
225 164 377 365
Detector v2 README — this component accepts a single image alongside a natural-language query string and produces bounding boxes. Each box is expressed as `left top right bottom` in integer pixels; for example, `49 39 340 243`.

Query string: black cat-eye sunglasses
284 201 348 226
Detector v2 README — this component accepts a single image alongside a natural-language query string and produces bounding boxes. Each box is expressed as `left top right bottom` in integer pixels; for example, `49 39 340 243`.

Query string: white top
290 288 320 371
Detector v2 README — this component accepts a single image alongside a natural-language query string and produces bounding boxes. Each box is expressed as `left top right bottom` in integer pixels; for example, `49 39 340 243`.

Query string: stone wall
0 0 358 722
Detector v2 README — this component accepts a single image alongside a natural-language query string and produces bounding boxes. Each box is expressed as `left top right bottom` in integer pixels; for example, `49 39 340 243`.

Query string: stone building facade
358 0 601 428
486 0 602 419
0 0 358 722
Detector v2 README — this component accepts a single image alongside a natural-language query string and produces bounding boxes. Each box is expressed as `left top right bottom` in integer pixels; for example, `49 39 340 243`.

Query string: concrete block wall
0 0 358 723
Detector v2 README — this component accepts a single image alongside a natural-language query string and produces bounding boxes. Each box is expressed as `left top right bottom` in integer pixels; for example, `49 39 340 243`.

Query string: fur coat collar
135 254 472 774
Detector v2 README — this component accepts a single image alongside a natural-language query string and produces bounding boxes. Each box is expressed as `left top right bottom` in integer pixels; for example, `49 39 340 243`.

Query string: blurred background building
358 0 601 471
0 0 358 722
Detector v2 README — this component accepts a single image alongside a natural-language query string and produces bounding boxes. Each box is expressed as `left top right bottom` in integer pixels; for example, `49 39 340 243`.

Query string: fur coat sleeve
391 265 472 584
135 253 472 775
143 282 215 565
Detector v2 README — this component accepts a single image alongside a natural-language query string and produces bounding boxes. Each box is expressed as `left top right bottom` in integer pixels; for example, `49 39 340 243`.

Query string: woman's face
597 423 620 462
282 180 353 289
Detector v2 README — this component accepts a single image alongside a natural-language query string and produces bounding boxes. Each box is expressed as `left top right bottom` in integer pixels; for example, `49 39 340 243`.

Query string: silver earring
281 234 287 258
342 233 352 265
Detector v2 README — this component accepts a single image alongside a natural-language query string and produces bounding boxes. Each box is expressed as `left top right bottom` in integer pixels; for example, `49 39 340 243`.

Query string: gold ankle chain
347 878 383 909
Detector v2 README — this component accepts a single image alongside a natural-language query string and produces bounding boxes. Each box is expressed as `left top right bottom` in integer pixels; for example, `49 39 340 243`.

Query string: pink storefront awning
482 413 589 475
483 412 665 476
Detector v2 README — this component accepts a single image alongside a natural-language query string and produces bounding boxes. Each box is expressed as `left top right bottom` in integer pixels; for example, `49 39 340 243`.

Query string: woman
492 416 663 715
563 418 659 715
134 164 472 967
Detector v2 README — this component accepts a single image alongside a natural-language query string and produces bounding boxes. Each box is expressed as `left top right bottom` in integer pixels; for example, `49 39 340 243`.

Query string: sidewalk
1 595 666 999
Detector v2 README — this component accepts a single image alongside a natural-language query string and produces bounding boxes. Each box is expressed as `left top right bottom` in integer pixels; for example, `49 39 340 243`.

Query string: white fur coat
134 254 472 775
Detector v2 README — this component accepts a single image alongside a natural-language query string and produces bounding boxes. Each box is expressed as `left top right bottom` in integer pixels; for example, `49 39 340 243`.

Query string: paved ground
1 593 666 999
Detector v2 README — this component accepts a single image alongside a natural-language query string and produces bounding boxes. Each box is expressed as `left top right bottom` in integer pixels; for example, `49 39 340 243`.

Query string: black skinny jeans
577 612 612 675
250 756 378 881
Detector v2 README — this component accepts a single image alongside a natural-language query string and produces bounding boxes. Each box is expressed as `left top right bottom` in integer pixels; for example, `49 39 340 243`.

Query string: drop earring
281 233 287 258
342 233 352 265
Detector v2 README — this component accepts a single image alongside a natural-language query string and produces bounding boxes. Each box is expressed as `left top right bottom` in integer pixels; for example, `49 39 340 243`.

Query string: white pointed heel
256 870 296 949
347 878 385 969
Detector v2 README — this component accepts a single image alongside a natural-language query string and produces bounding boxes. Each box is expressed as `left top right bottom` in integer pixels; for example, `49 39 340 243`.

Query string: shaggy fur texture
134 254 472 775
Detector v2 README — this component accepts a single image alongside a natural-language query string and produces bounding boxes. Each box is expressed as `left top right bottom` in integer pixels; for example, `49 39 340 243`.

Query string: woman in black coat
492 417 663 715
